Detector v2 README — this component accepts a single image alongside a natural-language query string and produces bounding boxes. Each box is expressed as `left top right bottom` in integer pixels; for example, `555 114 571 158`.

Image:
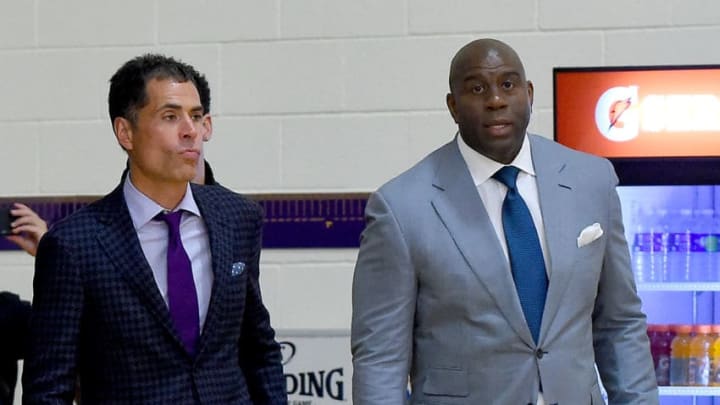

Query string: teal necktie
493 166 548 343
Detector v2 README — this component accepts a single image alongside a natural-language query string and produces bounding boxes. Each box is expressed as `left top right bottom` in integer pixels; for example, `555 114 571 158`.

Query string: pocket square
231 261 246 276
577 223 604 248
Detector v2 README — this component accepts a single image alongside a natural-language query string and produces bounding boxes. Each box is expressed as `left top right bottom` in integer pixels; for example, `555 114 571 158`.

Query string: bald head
448 39 527 93
445 38 534 163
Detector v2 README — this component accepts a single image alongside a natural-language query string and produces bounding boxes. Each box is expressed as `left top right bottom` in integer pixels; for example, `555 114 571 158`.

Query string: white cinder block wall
2 0 720 398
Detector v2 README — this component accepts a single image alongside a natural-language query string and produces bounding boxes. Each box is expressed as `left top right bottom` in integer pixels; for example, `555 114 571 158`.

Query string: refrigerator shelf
658 386 720 396
637 282 720 292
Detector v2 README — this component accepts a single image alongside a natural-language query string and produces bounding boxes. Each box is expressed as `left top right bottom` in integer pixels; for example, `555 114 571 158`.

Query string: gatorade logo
595 86 640 142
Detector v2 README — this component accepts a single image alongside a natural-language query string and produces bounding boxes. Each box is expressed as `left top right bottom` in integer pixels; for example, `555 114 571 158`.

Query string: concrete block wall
1 1 719 399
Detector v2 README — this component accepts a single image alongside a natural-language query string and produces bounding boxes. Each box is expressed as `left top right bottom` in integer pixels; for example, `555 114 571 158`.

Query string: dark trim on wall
0 193 369 250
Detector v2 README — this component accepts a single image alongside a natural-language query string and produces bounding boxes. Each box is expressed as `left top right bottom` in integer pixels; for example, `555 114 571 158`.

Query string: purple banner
0 194 369 250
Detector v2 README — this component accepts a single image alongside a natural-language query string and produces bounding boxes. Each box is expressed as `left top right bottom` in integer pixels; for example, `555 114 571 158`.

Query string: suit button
536 349 544 359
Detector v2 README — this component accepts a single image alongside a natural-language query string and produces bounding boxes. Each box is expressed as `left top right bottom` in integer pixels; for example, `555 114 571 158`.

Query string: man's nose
180 114 199 138
486 88 508 110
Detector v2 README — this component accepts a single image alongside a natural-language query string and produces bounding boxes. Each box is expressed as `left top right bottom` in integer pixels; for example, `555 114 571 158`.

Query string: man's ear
446 93 459 124
527 80 534 110
114 117 134 151
202 115 213 142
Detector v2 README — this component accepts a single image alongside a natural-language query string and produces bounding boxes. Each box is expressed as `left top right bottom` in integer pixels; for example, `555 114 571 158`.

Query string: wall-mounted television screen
553 65 720 185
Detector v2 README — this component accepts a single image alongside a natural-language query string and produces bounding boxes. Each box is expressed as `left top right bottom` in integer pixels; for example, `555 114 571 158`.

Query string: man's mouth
485 121 512 136
180 149 200 160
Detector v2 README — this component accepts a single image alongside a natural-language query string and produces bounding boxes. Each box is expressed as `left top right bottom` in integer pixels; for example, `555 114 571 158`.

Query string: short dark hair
194 70 211 114
108 54 209 127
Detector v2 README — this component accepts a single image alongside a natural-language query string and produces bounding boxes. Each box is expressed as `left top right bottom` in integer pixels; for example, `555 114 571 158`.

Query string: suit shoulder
530 134 617 187
194 184 262 218
377 140 454 196
530 133 609 166
530 133 615 174
43 194 113 241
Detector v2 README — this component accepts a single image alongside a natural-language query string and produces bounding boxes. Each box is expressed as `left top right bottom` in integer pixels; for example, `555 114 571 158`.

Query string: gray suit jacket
351 134 658 404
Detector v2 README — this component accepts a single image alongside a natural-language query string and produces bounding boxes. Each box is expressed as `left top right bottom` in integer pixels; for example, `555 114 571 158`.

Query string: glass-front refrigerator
554 65 720 405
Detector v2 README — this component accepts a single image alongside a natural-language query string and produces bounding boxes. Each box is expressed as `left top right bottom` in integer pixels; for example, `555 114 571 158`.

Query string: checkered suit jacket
22 182 287 404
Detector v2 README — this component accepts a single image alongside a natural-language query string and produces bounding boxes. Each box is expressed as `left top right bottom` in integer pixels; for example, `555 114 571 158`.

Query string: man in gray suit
351 38 658 404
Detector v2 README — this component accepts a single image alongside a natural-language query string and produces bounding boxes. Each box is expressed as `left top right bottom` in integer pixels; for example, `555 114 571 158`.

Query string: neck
129 171 188 210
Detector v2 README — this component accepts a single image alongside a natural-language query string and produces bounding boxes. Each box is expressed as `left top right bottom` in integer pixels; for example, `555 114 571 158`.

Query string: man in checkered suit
22 54 287 404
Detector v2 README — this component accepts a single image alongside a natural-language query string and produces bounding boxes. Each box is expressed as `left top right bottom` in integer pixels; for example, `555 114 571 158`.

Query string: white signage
277 330 351 405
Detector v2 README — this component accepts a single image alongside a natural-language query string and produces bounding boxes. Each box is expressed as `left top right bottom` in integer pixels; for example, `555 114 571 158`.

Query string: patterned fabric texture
22 182 287 404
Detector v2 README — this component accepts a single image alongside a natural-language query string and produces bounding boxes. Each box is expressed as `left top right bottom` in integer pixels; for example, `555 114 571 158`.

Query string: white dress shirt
123 176 213 331
456 134 549 405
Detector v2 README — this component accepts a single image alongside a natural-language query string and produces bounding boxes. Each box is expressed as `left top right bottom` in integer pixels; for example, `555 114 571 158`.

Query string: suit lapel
191 184 236 357
530 135 576 343
95 185 182 349
430 140 534 346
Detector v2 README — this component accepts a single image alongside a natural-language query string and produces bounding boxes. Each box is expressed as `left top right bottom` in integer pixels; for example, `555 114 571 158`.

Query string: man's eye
502 80 515 90
471 84 485 93
163 114 177 121
192 114 204 122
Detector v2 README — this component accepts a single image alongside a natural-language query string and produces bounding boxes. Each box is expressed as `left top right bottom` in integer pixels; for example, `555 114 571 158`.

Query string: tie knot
155 210 184 231
493 166 520 190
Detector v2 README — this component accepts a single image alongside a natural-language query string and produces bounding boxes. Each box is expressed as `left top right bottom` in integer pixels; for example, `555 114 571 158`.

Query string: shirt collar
456 132 536 186
123 174 201 230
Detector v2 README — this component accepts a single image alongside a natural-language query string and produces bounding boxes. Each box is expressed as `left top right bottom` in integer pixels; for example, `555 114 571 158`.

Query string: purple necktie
156 210 199 355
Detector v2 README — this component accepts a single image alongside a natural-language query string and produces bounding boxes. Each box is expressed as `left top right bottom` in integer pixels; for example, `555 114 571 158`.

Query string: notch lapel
430 141 535 346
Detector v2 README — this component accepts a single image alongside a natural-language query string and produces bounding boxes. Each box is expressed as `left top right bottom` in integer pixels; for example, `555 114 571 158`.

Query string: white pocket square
231 261 246 276
577 223 604 248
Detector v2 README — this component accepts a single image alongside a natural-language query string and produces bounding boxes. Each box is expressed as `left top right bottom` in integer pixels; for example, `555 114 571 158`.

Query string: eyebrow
156 103 204 113
463 71 522 82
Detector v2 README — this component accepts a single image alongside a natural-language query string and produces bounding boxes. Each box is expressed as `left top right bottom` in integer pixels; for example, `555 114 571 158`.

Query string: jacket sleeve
592 159 659 404
351 191 416 405
22 232 81 405
239 213 287 405
0 292 31 361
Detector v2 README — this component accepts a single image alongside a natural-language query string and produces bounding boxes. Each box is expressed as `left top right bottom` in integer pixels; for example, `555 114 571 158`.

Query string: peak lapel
191 185 236 358
430 141 535 346
530 135 576 343
95 185 184 351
